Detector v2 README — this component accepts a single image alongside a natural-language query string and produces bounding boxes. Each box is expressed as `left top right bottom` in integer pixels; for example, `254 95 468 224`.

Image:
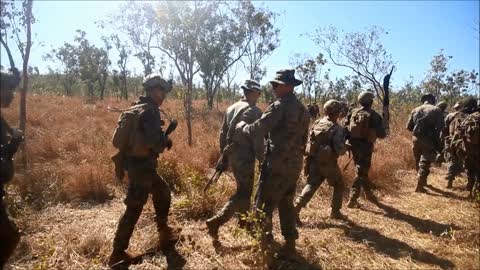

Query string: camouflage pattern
296 116 347 215
112 96 173 253
345 107 386 206
406 103 444 191
444 111 465 187
208 99 262 229
242 92 310 241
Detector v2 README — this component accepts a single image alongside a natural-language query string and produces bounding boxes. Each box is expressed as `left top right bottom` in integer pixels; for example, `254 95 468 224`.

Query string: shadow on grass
313 217 455 270
426 185 470 201
269 241 323 270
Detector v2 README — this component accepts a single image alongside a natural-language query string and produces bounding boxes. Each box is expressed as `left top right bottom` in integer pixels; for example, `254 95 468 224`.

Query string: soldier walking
444 102 464 188
295 100 348 223
345 91 387 208
406 94 444 193
109 73 177 268
206 80 263 242
236 69 310 253
0 69 22 269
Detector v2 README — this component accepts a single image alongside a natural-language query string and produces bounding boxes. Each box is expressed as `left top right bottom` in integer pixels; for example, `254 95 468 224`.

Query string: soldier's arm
141 108 165 147
332 125 347 156
219 114 228 152
243 107 265 162
243 102 283 139
406 111 415 132
372 112 387 139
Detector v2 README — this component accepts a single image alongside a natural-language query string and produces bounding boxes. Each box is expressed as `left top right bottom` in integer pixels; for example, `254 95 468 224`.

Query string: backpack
461 112 480 146
111 104 150 157
305 119 335 162
448 112 465 136
349 108 371 140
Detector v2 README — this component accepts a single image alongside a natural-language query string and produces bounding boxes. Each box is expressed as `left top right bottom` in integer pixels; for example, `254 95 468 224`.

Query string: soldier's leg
348 144 364 207
278 180 298 252
413 143 421 172
255 171 283 244
295 168 325 211
207 159 254 237
416 154 431 192
151 169 176 249
112 181 149 253
0 197 20 269
327 165 345 218
465 156 476 194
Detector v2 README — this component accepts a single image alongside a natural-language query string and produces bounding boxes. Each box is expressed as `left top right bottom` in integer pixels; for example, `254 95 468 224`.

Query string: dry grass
1 95 478 269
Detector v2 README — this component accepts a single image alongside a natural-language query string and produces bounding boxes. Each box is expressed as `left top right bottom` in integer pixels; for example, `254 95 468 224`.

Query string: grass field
2 95 478 270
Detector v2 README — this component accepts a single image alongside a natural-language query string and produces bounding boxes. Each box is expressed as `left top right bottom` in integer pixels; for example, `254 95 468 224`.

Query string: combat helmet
142 73 173 92
358 91 374 105
323 99 342 114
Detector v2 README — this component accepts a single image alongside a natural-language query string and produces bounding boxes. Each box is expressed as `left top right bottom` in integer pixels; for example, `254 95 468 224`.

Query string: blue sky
1 1 479 92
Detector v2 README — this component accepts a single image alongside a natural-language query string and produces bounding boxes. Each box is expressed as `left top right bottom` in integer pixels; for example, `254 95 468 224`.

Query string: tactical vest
349 108 377 143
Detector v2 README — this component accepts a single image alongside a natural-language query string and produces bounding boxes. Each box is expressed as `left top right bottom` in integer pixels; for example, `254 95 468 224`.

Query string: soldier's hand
11 129 24 142
235 121 247 130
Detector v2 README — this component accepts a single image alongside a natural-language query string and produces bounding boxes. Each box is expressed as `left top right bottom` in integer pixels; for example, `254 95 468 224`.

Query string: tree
155 1 211 146
107 34 130 100
196 2 249 110
44 43 78 95
107 1 160 76
238 0 280 81
312 25 394 130
290 53 327 104
422 50 478 102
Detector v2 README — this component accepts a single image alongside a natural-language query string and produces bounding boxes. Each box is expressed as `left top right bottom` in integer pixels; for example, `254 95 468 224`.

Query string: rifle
255 136 271 209
0 118 24 183
382 66 394 135
203 146 230 192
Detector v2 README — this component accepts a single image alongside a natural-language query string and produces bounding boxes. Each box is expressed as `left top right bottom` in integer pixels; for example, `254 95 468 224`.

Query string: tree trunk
19 0 33 169
186 78 193 146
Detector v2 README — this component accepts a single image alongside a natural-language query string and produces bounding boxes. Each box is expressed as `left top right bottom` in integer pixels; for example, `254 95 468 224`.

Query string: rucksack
349 108 371 139
448 112 465 136
461 112 480 146
111 103 150 157
305 119 335 162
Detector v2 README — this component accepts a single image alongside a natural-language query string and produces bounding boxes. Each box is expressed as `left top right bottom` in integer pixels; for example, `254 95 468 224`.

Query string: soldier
0 69 22 269
307 103 320 119
345 91 387 208
406 94 444 193
206 80 263 242
236 69 310 253
295 99 347 223
451 97 479 196
109 73 177 268
444 102 464 188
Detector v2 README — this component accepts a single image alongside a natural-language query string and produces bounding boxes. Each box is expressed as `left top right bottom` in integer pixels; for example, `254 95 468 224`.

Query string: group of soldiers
0 67 479 269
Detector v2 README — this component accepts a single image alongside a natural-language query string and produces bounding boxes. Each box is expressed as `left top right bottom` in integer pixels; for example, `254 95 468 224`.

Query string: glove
11 129 24 143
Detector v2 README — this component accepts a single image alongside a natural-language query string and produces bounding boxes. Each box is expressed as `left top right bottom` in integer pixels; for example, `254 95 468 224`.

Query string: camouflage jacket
243 92 310 165
313 116 347 158
219 99 263 160
407 103 444 141
344 107 387 142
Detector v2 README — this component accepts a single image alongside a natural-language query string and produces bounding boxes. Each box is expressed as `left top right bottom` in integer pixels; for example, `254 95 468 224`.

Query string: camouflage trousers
0 187 20 269
445 153 463 182
348 139 375 204
112 159 171 252
465 148 480 196
209 154 255 227
296 158 344 214
412 136 437 188
255 155 303 241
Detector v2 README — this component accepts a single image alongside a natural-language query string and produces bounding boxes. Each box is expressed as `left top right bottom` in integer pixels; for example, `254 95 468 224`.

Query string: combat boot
447 179 453 189
108 250 133 269
157 225 180 251
206 218 220 240
280 239 296 255
346 199 360 208
330 210 346 220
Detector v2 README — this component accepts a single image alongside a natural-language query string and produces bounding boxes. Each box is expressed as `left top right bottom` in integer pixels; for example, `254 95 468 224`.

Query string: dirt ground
6 165 479 270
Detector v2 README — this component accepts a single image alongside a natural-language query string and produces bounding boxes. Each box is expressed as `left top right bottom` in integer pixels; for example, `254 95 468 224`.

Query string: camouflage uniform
295 100 347 220
444 110 465 187
206 82 263 235
241 89 310 243
0 69 22 269
407 96 444 192
110 74 175 267
346 92 386 207
463 111 480 196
